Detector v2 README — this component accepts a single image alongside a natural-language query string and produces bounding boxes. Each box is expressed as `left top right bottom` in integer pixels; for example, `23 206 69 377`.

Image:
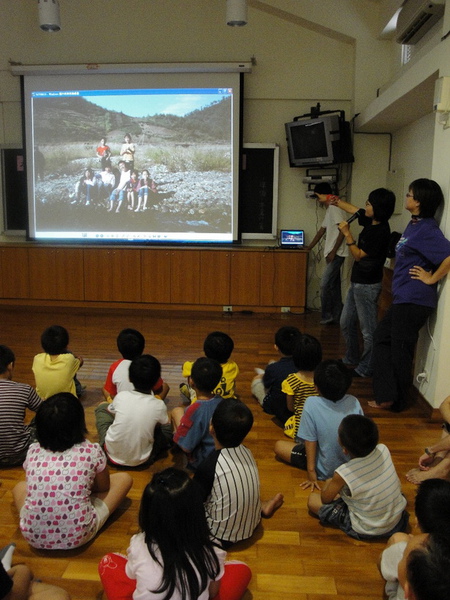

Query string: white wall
389 112 435 232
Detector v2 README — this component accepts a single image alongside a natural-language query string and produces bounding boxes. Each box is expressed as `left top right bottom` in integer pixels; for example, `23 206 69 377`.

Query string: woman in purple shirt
370 179 450 412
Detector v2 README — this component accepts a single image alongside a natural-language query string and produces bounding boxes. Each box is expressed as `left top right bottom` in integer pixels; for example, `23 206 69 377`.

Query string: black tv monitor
21 70 243 244
285 114 353 168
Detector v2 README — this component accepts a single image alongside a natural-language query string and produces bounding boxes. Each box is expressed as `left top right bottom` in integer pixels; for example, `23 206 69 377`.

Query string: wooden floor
0 306 440 600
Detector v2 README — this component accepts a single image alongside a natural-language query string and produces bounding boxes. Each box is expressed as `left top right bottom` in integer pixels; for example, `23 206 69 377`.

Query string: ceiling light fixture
226 0 248 27
38 0 61 32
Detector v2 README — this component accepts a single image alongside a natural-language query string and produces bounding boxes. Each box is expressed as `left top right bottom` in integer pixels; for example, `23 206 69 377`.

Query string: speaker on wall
1 147 28 235
239 143 279 240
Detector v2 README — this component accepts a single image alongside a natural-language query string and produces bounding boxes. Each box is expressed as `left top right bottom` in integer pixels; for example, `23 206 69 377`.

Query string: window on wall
401 44 413 65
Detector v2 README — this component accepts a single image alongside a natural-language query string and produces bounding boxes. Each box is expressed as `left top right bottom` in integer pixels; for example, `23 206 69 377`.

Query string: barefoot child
194 398 283 548
406 394 450 484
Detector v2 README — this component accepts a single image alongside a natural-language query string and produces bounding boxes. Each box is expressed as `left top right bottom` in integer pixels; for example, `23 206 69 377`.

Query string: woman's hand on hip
409 265 433 284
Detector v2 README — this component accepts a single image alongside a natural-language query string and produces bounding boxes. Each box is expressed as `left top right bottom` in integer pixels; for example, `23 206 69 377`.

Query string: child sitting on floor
181 331 238 403
103 328 169 401
396 533 450 600
380 478 450 600
98 468 252 600
96 354 172 467
307 414 408 540
274 359 363 490
0 345 42 467
32 325 83 399
173 357 224 470
281 334 322 439
194 398 284 548
13 392 132 550
251 325 301 423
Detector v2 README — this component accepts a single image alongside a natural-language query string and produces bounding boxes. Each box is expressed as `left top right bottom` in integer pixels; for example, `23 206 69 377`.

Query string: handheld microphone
346 208 365 225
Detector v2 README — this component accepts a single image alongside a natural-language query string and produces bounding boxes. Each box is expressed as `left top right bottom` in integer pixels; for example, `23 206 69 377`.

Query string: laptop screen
280 230 304 248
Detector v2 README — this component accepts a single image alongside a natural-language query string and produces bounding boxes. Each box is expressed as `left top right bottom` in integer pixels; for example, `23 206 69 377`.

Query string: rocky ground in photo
35 163 232 229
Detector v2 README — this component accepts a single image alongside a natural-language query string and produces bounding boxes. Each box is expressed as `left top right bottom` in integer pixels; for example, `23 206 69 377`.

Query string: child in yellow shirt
32 325 83 399
181 331 238 403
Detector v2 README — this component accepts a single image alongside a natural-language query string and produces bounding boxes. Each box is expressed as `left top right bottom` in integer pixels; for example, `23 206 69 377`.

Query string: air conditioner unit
396 0 445 44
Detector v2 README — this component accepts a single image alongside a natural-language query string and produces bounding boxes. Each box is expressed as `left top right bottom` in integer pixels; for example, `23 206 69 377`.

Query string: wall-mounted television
285 114 354 168
17 65 248 245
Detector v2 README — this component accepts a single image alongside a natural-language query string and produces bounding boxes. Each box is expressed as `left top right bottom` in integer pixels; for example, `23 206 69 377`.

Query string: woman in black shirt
333 189 395 377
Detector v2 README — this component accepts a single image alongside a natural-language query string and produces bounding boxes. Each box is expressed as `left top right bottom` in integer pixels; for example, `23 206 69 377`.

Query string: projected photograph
30 87 234 243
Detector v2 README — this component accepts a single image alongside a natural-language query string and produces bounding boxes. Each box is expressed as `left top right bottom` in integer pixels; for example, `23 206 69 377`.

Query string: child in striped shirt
194 398 283 548
307 414 408 539
0 345 42 467
281 334 322 439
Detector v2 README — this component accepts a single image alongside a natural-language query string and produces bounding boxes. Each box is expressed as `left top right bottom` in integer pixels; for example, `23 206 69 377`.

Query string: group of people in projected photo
71 134 159 214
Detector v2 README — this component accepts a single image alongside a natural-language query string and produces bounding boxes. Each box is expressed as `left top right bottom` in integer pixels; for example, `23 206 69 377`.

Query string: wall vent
396 0 445 44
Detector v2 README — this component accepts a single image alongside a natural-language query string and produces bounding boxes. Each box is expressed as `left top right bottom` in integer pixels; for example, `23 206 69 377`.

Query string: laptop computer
280 229 305 249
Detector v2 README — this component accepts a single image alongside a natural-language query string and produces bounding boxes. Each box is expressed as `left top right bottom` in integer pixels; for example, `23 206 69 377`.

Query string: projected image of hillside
30 88 234 243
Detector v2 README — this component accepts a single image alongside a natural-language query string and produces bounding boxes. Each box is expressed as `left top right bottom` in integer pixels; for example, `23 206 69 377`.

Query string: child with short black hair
274 360 363 489
204 331 234 364
308 415 408 539
96 354 172 467
251 325 301 423
13 392 132 550
173 357 224 470
181 331 238 402
314 359 352 401
32 325 83 399
282 334 322 439
396 534 450 600
194 398 283 548
414 478 450 533
103 328 168 401
191 356 224 393
339 412 379 456
0 345 42 467
119 328 145 357
212 397 253 446
380 478 450 600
